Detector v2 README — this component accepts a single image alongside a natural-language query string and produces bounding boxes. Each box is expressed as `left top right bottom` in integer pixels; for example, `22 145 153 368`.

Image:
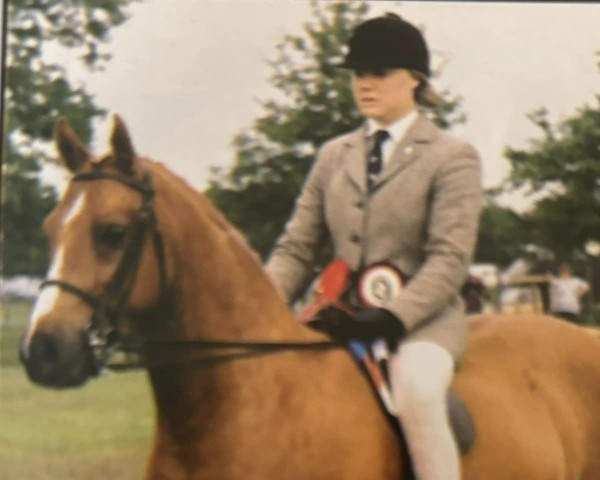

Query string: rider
266 13 482 480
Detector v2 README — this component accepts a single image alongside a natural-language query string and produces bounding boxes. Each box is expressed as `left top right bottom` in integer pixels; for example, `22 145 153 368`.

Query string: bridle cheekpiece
38 168 340 374
39 169 168 373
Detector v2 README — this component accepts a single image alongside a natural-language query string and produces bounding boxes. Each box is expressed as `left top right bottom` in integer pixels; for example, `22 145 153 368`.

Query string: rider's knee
390 341 454 415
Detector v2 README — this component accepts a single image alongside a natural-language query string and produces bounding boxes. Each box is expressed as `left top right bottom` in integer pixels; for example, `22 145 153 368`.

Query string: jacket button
350 233 361 244
355 201 365 209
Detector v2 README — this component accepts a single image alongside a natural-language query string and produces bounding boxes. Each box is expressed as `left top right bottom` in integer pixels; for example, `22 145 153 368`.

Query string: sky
42 0 600 210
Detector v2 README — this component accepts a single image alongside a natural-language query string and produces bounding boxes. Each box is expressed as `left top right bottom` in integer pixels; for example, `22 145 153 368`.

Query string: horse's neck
172 211 300 341
142 167 397 479
152 163 299 337
147 163 318 424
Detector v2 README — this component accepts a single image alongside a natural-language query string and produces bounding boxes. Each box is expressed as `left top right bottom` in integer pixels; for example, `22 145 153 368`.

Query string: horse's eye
93 223 128 253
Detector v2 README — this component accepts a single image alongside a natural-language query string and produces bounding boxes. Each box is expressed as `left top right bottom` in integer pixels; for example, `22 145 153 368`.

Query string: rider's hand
350 308 406 345
308 306 406 347
307 307 353 339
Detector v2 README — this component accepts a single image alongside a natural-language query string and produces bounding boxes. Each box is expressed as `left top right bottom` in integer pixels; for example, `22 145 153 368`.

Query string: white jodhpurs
389 341 460 480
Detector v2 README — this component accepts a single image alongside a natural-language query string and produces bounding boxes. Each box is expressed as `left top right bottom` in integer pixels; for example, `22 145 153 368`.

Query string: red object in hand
298 259 353 323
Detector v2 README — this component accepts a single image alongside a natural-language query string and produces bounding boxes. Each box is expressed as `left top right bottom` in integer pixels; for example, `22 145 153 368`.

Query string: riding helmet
338 13 430 77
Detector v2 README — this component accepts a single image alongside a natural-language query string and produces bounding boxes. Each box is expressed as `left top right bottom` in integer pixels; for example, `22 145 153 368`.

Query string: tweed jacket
266 112 483 360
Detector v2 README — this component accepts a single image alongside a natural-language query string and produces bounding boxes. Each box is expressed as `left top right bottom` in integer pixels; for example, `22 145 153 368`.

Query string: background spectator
548 262 590 324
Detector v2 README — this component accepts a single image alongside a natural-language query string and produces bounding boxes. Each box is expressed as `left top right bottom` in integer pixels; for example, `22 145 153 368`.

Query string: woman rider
266 13 482 480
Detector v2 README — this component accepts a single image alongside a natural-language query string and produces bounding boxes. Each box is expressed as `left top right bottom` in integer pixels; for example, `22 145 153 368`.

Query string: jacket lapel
374 113 436 188
341 114 437 193
342 125 369 193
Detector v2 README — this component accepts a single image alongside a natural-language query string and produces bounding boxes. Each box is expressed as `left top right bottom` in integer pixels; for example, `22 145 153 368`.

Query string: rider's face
351 68 419 126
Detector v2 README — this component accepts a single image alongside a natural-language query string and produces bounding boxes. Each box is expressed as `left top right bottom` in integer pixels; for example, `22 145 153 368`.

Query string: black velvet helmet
339 13 430 77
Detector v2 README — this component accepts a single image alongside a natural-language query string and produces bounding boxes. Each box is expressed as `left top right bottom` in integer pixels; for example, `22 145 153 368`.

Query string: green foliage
504 94 600 258
207 1 466 259
2 152 57 276
474 196 529 268
3 0 136 276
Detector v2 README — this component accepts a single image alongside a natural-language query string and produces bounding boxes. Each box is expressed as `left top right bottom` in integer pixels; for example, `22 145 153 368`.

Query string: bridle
40 169 168 372
39 168 340 374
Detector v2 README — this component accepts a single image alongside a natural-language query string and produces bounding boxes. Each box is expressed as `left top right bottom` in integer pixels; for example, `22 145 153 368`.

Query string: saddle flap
447 390 476 454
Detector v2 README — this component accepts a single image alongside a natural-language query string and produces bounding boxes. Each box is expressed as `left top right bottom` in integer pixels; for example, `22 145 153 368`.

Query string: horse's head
20 115 168 388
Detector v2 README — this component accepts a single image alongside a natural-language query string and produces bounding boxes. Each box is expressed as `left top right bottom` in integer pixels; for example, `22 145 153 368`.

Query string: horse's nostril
29 333 60 364
23 329 93 388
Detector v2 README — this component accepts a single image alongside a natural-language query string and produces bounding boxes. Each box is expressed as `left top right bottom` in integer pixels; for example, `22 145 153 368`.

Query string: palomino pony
21 116 600 479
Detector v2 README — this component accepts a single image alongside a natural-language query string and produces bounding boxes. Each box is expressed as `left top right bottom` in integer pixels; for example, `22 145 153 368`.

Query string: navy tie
367 129 389 188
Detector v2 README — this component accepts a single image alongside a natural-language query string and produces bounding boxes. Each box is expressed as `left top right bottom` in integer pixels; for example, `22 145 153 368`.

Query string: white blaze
24 193 87 349
62 192 88 226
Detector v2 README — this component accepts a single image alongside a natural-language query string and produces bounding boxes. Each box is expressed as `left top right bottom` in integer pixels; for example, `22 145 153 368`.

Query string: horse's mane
146 157 262 265
142 156 301 334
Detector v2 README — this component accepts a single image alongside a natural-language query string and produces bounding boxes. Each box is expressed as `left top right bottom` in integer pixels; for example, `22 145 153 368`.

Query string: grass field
0 300 153 480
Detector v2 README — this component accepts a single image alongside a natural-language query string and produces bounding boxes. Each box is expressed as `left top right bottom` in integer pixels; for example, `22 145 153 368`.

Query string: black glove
307 307 353 339
349 308 406 345
308 306 405 346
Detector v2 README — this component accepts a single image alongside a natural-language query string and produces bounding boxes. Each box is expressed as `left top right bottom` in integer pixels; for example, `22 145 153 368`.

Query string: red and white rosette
358 263 404 308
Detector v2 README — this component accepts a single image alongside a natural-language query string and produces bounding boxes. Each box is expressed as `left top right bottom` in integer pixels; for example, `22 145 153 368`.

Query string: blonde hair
410 70 443 108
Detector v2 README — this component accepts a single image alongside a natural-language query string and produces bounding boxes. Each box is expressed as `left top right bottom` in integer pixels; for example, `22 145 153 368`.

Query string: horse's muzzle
20 329 96 389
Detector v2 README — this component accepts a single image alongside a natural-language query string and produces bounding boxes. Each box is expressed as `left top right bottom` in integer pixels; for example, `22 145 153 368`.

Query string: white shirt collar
367 109 419 144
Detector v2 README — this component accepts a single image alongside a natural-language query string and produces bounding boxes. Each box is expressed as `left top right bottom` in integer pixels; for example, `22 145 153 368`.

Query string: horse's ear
55 118 91 173
110 114 136 175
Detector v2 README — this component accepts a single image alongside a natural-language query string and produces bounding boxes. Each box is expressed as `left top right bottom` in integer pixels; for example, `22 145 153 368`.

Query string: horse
20 115 600 479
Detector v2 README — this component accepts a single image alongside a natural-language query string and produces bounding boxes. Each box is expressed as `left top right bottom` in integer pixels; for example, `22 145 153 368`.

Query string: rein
40 167 341 373
108 339 342 371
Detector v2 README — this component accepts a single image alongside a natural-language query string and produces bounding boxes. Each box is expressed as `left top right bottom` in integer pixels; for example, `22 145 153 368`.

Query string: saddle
299 259 476 455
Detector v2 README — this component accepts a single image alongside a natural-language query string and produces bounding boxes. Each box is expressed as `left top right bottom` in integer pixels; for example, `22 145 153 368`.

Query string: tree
2 0 136 276
473 195 529 268
207 1 466 259
503 89 600 259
